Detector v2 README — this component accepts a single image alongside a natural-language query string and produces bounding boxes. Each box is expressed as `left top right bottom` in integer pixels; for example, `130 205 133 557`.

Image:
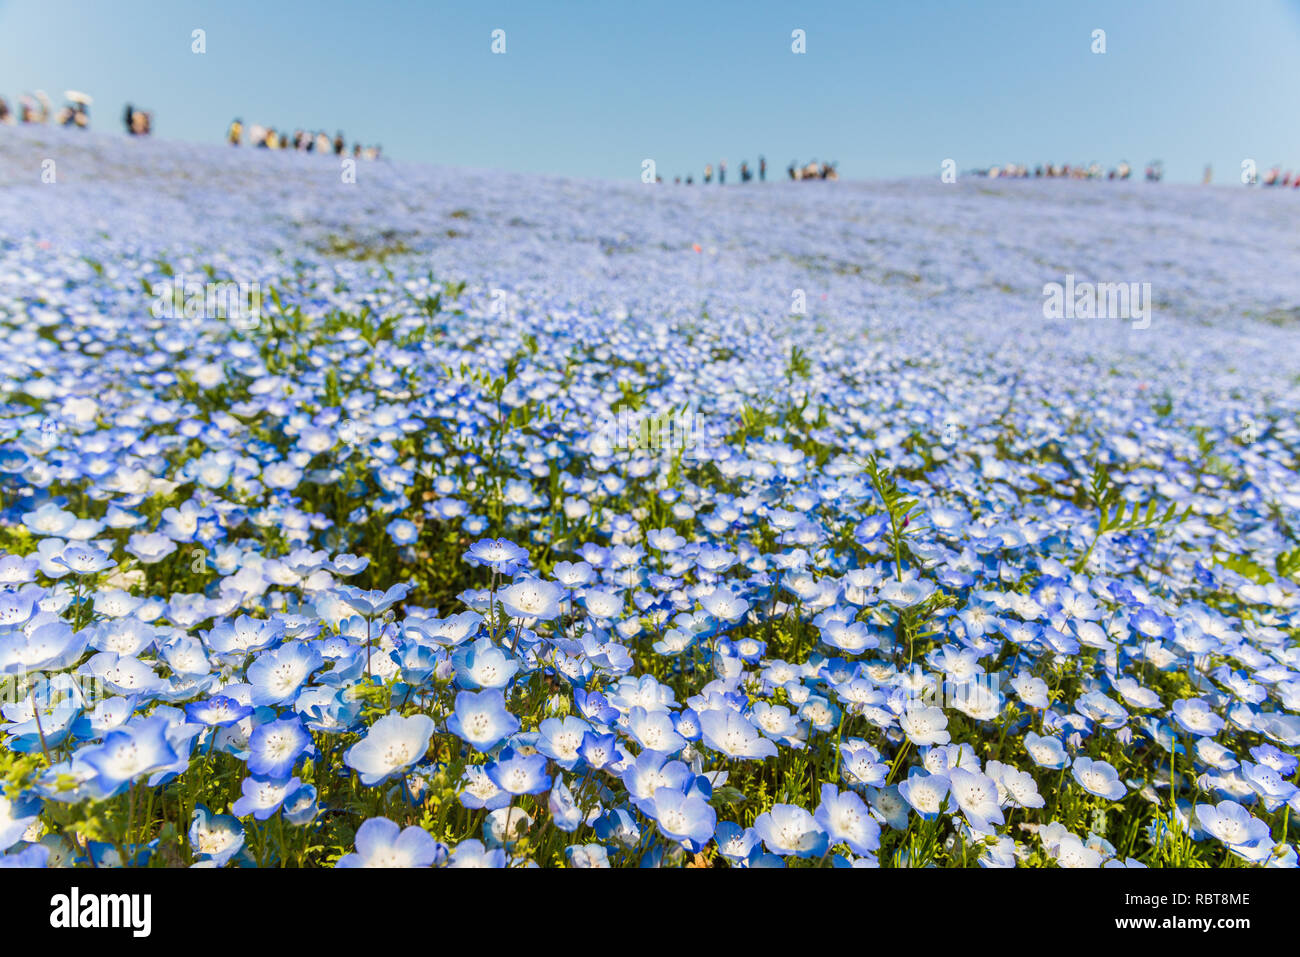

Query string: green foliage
1074 461 1190 572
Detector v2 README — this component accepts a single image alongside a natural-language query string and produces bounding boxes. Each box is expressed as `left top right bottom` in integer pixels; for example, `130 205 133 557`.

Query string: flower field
1 126 1299 868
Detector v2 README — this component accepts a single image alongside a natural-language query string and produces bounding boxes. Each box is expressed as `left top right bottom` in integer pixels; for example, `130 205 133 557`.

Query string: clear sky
2 0 1299 183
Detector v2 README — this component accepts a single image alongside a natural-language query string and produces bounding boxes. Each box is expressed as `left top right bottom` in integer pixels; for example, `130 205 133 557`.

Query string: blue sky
2 0 1299 182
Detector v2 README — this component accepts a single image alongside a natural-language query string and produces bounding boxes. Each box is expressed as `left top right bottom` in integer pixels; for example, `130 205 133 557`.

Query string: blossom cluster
0 127 1297 868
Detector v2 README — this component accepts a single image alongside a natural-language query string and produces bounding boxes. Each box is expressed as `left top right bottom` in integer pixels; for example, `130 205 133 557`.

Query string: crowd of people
666 156 837 184
0 90 94 128
1257 166 1300 188
226 119 382 159
976 160 1161 181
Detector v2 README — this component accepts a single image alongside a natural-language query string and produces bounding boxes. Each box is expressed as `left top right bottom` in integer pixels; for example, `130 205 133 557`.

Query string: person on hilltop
228 118 243 145
334 131 345 155
719 159 726 184
759 155 766 181
704 163 713 184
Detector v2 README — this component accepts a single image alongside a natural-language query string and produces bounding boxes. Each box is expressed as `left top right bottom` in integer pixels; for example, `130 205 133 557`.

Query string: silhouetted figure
759 155 766 181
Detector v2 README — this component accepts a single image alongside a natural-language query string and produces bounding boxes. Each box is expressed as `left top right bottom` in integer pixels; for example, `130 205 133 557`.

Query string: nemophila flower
1051 832 1103 868
296 685 363 733
0 793 41 852
329 553 370 576
338 583 411 617
1010 672 1050 709
581 589 623 620
754 803 828 858
459 764 512 811
499 577 563 621
750 702 803 744
947 768 1005 831
879 576 936 608
594 807 642 848
21 503 77 538
205 615 285 656
125 532 177 564
534 716 592 769
1170 697 1225 737
814 784 881 856
53 543 115 576
1113 676 1161 710
0 618 87 674
447 838 507 868
79 717 179 793
547 779 587 832
189 804 245 866
231 775 301 821
700 587 749 623
486 747 553 796
247 641 324 706
579 730 620 769
698 708 778 760
345 712 434 786
485 806 534 847
385 518 419 545
1251 743 1298 777
1075 691 1128 729
565 844 611 868
1023 731 1070 769
840 743 888 788
337 817 443 868
714 821 760 863
1239 761 1299 811
622 750 692 812
406 610 483 648
651 786 716 848
246 715 311 779
985 760 1045 809
283 783 319 825
899 706 950 746
1194 801 1274 856
446 688 520 751
1071 756 1127 800
463 538 528 574
1129 608 1175 642
551 560 595 588
0 844 48 868
898 769 950 821
627 706 686 754
451 636 520 690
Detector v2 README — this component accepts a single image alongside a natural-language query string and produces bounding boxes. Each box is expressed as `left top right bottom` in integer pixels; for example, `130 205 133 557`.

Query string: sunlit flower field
1 127 1298 868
